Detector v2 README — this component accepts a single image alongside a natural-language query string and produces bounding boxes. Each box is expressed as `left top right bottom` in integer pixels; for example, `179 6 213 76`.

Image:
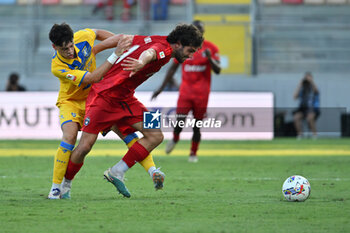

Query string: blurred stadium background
0 0 350 138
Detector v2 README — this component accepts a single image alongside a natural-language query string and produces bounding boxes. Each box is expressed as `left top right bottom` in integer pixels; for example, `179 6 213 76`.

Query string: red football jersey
175 40 219 99
92 35 173 101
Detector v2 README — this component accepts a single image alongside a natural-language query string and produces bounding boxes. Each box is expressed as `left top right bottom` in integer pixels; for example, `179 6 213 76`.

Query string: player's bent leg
134 122 165 190
166 116 186 154
70 131 98 164
106 122 163 197
48 142 74 199
111 126 157 174
124 134 158 175
48 122 78 200
62 132 98 199
121 133 161 187
113 126 163 190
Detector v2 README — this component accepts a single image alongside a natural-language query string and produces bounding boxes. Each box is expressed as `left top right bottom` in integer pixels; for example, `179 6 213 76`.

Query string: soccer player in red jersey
151 20 221 163
62 24 204 198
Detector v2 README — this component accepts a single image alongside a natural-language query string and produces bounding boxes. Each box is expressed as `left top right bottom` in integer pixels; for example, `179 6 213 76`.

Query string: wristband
107 52 119 64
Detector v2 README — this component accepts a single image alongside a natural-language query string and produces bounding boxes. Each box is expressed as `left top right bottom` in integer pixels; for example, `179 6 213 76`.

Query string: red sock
122 142 150 168
173 132 180 142
190 141 200 156
65 160 83 180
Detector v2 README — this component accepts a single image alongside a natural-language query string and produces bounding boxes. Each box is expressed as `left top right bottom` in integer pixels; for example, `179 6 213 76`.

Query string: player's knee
153 131 164 146
77 141 94 157
146 131 164 147
62 134 77 145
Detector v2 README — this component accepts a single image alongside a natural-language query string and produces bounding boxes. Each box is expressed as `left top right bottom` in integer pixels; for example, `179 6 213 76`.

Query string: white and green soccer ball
282 175 311 202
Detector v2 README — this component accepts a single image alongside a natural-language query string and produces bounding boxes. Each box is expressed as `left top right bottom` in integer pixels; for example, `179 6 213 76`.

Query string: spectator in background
6 73 26 91
293 72 320 139
152 0 169 20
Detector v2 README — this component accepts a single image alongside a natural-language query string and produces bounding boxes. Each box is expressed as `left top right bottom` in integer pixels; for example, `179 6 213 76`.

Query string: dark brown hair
49 23 74 46
167 24 204 48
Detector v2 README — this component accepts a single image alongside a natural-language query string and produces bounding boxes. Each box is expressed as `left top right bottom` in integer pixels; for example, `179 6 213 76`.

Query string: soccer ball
282 175 311 202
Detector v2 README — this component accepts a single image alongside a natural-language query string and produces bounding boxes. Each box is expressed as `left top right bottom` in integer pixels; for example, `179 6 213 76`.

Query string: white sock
51 183 61 190
111 160 129 177
148 166 156 177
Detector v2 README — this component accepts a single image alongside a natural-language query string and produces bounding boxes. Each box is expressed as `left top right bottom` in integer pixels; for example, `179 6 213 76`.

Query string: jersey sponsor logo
159 51 165 59
66 74 77 81
84 117 90 126
144 37 152 44
184 64 206 72
143 110 161 129
71 112 76 117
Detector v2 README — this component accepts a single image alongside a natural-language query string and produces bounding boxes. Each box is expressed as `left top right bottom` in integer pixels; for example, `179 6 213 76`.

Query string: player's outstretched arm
93 34 133 55
82 35 132 84
151 61 180 100
94 29 114 41
121 48 157 77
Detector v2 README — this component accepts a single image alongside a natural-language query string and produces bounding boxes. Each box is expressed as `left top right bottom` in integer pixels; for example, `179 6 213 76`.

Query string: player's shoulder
74 28 96 43
75 28 95 37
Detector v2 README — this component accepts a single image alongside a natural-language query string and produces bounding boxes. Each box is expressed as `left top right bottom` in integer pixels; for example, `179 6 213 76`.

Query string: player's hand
121 57 145 77
151 89 161 101
204 49 211 58
114 35 132 56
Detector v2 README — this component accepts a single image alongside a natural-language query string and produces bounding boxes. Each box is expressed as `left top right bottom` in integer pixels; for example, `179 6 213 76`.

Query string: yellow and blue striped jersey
51 28 96 108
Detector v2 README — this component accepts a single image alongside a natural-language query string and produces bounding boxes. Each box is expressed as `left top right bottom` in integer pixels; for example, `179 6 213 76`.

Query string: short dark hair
49 23 74 46
167 24 204 48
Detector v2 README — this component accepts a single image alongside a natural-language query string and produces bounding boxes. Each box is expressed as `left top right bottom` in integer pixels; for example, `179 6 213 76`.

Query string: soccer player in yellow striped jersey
48 23 161 199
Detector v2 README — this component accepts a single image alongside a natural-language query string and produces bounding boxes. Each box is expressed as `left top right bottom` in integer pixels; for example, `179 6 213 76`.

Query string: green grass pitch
0 139 349 233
